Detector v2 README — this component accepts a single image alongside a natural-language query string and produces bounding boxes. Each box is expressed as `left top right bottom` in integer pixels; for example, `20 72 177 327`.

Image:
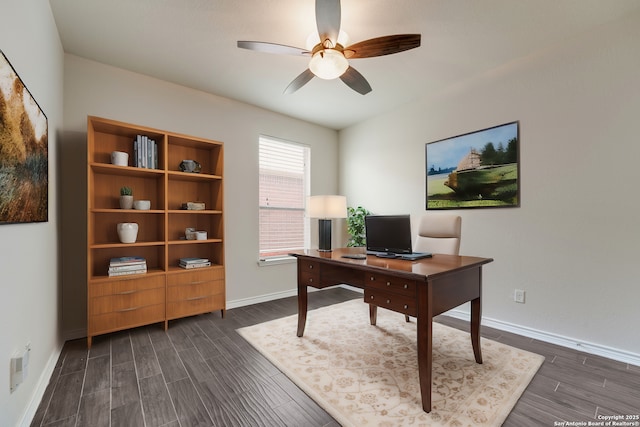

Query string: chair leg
405 315 410 322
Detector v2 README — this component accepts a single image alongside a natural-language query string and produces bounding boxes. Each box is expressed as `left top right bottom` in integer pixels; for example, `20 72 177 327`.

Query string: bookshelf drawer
166 293 225 319
89 303 165 336
167 279 224 302
167 267 224 286
89 275 165 298
91 287 165 315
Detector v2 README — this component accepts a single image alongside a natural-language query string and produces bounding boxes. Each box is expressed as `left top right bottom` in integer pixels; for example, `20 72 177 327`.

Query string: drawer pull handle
404 304 408 309
403 284 408 289
386 281 391 286
116 306 139 313
370 276 375 281
117 290 137 295
308 278 313 283
370 295 374 300
186 296 207 301
386 299 391 304
190 280 207 285
308 265 313 269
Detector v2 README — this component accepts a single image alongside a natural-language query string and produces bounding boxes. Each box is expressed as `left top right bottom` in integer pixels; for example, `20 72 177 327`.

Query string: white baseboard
20 343 64 427
447 308 640 367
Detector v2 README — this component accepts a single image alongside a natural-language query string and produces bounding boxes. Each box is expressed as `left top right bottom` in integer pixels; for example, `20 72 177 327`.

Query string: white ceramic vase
117 222 139 243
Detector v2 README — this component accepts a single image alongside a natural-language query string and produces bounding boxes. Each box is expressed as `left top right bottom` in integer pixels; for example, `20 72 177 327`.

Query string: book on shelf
180 201 206 210
108 267 147 277
109 256 146 266
108 263 148 272
179 261 211 269
179 257 210 264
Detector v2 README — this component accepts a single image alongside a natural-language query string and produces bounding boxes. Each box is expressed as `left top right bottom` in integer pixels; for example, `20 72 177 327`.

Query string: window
259 136 310 260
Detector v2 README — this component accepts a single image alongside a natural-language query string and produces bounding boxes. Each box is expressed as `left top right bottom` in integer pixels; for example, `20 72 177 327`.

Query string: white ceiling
50 0 640 130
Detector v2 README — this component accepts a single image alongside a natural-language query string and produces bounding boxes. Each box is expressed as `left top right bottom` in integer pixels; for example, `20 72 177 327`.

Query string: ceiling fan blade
316 0 341 48
284 69 315 94
237 41 309 56
340 66 372 95
343 34 421 59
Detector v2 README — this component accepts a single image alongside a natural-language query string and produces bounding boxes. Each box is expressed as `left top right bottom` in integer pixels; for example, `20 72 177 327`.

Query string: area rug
237 299 544 427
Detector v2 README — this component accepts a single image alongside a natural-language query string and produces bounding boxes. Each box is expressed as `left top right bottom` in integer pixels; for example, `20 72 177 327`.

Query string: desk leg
416 285 433 413
470 296 483 364
369 304 377 325
297 283 308 337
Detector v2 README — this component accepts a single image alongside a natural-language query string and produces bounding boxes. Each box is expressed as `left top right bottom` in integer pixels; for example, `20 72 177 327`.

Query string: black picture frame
426 121 519 210
0 49 48 224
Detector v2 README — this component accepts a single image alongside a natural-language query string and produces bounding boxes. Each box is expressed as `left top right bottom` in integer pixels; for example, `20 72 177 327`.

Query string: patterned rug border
238 300 544 427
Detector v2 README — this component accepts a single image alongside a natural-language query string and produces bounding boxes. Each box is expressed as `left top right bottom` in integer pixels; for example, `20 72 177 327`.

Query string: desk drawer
365 273 417 297
365 289 416 317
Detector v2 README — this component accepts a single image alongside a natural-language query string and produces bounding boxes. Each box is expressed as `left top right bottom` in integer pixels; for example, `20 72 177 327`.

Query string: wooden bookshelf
87 116 225 347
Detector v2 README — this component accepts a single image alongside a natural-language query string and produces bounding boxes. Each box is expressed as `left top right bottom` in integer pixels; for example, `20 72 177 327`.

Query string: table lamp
307 195 347 252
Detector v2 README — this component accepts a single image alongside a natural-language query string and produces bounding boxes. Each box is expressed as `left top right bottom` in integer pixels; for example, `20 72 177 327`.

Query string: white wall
339 10 640 361
0 1 64 426
60 54 340 337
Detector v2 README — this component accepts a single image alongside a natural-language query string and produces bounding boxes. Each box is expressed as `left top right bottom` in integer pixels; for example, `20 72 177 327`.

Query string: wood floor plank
154 347 189 384
131 328 162 380
41 371 84 425
139 373 178 427
59 340 88 376
110 333 134 366
77 389 110 427
83 354 110 395
166 377 213 427
111 361 140 409
111 401 144 426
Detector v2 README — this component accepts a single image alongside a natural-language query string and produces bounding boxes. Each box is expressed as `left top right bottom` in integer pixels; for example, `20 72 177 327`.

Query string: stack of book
179 257 211 269
108 256 147 277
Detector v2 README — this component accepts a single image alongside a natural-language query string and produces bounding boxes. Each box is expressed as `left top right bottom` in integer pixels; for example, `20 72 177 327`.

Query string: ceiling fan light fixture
309 49 349 80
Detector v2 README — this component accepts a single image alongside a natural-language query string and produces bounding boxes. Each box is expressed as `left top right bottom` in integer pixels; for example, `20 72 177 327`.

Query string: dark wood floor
31 288 639 426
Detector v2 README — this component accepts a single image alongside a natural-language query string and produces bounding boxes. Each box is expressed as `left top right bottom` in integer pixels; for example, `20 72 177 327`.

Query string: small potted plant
119 186 133 209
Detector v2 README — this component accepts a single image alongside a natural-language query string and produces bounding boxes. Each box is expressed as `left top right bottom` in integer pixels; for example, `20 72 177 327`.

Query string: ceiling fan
237 0 421 95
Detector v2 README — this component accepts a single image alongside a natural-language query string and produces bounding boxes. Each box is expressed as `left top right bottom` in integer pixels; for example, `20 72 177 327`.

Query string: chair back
413 214 462 255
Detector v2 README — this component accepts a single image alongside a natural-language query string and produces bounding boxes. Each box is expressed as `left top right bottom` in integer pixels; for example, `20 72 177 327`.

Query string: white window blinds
259 136 310 259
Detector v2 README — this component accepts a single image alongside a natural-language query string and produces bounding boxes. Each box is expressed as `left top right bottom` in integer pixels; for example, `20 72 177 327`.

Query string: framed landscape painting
426 121 519 210
0 50 48 224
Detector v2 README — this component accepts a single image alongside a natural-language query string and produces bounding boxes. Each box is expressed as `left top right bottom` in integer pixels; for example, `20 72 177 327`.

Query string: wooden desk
290 248 493 413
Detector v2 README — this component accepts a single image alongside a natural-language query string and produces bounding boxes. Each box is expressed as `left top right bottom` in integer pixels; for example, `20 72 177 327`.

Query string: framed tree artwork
426 121 519 210
0 50 48 224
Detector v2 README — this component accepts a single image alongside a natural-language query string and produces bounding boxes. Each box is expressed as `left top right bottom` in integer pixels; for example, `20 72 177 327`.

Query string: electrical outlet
514 289 526 303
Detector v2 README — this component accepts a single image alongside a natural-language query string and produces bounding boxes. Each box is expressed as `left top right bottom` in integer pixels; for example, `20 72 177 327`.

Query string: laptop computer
364 215 432 260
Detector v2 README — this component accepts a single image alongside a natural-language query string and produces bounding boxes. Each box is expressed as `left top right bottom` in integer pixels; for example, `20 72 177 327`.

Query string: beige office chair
413 214 462 255
406 214 462 322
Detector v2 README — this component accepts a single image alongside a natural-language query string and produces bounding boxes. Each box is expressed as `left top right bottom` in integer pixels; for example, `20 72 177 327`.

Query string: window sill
257 256 296 267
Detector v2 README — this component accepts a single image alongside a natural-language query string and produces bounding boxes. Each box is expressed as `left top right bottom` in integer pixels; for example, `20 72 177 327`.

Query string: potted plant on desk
346 206 371 247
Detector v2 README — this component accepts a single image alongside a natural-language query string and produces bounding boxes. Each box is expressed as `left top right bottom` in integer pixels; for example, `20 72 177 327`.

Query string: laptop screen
365 215 413 254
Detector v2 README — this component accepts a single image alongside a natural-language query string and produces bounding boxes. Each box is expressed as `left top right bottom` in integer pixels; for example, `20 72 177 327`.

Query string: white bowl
133 200 151 210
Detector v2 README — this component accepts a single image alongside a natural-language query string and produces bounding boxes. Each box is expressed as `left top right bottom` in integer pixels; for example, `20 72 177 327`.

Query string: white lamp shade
307 195 347 219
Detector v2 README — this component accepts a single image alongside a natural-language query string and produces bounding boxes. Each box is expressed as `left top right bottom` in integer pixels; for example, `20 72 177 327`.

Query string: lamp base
318 219 332 252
